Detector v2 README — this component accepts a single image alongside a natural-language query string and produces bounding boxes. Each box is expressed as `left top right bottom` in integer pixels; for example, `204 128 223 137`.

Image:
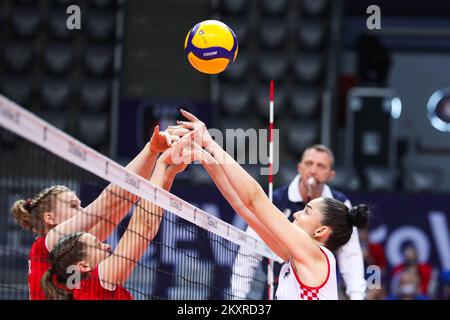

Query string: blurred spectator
388 269 429 300
359 227 387 300
391 243 432 296
360 227 387 270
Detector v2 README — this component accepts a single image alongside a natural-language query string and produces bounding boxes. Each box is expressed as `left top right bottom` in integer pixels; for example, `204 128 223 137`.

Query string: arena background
1 0 450 300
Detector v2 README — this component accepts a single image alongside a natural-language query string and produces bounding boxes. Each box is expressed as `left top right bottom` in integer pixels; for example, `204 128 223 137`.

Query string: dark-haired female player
170 110 370 300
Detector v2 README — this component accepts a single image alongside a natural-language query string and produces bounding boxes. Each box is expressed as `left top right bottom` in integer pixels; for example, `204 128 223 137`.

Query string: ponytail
320 198 371 251
40 270 72 300
11 199 34 233
347 204 369 228
11 185 72 236
41 232 86 300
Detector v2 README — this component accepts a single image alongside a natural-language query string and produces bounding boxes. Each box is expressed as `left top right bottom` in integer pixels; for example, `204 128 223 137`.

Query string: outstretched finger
180 108 200 122
166 126 191 137
176 120 195 130
176 129 195 143
168 135 180 144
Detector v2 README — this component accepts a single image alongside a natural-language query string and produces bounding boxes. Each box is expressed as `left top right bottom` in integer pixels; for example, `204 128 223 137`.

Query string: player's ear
43 212 56 226
77 261 92 273
312 226 329 239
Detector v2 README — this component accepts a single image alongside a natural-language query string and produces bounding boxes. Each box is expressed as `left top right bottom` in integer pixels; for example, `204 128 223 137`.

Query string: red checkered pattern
299 287 320 300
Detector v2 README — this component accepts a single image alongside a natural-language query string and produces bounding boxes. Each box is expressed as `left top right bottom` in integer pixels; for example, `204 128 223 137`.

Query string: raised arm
178 141 289 260
46 126 174 250
177 110 323 265
87 125 174 241
98 158 169 289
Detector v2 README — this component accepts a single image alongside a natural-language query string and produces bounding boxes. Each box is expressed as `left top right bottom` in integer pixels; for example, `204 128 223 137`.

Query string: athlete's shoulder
72 267 101 296
319 245 336 261
30 236 49 256
82 266 101 286
73 267 133 300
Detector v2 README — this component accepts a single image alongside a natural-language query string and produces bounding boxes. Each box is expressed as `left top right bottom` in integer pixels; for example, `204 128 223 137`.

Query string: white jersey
275 246 338 300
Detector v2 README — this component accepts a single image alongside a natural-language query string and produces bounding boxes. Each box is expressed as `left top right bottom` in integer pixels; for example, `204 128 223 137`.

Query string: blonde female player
11 125 179 300
168 110 369 300
40 148 187 300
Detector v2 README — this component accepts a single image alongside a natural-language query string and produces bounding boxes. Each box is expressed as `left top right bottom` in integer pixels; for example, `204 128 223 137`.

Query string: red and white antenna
267 80 275 300
269 80 274 202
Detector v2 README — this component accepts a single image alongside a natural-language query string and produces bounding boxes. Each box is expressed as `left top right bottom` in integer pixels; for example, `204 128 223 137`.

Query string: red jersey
28 237 50 300
72 267 133 300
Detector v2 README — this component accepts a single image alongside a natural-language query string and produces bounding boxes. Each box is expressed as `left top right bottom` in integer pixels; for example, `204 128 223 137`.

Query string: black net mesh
0 123 268 300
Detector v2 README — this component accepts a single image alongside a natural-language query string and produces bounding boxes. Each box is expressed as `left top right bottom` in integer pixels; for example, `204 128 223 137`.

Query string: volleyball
184 20 238 74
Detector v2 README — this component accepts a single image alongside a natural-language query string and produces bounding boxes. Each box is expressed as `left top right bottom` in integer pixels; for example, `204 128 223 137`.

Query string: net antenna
267 80 275 300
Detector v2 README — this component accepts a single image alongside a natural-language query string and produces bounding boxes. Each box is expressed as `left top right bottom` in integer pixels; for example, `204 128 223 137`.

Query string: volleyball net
0 94 281 300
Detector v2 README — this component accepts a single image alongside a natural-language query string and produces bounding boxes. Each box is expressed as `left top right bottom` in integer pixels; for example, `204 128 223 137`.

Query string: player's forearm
162 172 177 191
85 143 159 238
50 148 165 248
130 201 164 241
113 198 164 284
150 158 169 189
88 201 133 242
203 161 288 260
98 142 157 200
102 176 166 285
202 162 245 214
103 142 158 202
104 217 156 285
125 142 159 181
205 140 264 211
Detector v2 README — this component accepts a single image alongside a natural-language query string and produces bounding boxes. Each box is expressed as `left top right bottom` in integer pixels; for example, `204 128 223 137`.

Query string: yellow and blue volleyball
184 20 238 74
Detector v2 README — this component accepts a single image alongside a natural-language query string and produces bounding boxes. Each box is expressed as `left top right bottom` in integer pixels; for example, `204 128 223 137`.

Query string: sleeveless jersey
28 237 50 300
72 267 133 300
275 246 338 300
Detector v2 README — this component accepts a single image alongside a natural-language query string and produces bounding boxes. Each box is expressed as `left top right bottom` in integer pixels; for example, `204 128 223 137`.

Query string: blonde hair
11 185 72 236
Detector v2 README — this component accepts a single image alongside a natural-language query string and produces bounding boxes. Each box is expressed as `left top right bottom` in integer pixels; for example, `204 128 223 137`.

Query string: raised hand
160 138 216 167
149 125 172 153
149 125 184 153
177 109 214 148
180 141 217 165
165 125 191 139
